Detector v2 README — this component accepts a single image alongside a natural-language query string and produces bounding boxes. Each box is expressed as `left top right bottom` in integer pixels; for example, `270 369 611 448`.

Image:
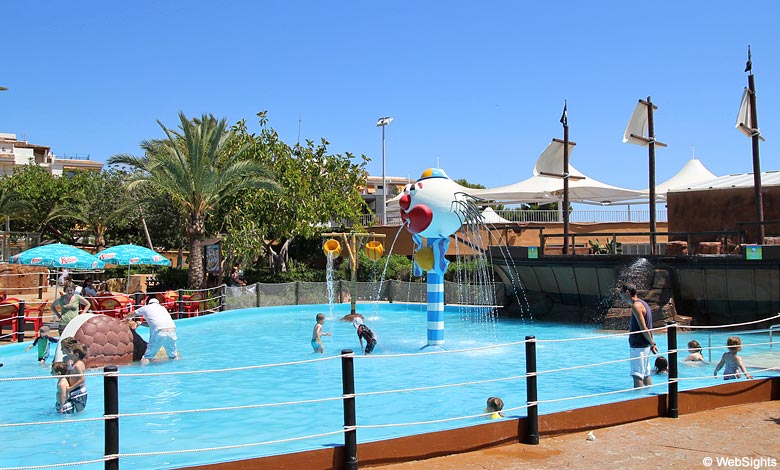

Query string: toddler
25 325 58 365
713 336 752 380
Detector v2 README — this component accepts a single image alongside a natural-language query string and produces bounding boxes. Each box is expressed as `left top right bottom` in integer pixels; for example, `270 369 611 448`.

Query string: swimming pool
0 303 775 469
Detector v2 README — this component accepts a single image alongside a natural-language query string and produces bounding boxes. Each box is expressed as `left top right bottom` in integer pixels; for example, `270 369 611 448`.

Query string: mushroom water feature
400 168 481 349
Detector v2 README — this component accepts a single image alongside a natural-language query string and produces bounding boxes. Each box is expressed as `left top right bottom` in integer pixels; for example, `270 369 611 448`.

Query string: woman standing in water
51 281 91 334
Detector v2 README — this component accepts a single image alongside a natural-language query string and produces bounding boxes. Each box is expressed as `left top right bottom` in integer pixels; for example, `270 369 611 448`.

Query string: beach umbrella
9 243 105 269
95 244 171 267
95 244 171 293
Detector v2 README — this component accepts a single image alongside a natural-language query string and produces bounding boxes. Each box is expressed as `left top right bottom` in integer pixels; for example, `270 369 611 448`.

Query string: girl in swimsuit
713 336 753 380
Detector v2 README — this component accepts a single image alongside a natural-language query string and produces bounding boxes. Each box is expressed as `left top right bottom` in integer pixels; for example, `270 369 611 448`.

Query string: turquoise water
0 303 776 469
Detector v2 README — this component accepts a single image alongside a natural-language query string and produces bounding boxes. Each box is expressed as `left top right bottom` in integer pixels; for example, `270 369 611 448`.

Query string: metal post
666 324 678 418
525 335 539 444
341 350 358 470
104 365 119 470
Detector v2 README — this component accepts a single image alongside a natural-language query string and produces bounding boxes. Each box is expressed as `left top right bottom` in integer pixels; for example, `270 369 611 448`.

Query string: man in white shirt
126 298 178 365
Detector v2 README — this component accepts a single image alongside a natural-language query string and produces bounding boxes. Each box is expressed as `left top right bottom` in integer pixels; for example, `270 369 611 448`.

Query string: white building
0 133 103 177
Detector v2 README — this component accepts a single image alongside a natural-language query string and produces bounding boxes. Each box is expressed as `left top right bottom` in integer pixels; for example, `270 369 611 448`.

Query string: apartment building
0 133 103 177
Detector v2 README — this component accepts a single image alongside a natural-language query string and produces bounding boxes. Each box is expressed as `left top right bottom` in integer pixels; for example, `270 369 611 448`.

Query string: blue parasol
9 243 105 269
95 244 171 266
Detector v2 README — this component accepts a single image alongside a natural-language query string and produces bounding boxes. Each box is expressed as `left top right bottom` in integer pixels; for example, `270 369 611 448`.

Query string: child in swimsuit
485 396 504 419
25 325 59 365
52 361 75 414
713 336 753 380
684 339 705 363
654 355 668 375
352 318 378 355
311 313 331 353
65 343 88 412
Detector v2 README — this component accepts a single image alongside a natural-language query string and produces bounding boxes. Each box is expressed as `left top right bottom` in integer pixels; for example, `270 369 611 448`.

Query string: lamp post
376 116 393 225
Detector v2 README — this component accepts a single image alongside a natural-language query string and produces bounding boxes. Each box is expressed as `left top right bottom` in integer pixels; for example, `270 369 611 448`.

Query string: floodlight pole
377 117 393 226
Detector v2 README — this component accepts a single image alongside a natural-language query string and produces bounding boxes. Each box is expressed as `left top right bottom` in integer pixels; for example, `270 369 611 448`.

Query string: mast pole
646 96 657 255
561 101 570 255
748 73 764 244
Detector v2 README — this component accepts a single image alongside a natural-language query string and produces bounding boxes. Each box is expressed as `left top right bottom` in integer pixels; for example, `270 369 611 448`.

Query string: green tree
7 164 75 241
0 180 33 224
60 170 135 251
109 112 280 288
216 112 369 273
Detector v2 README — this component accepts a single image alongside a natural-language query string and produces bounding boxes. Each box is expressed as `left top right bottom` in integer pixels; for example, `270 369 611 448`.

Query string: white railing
364 210 668 227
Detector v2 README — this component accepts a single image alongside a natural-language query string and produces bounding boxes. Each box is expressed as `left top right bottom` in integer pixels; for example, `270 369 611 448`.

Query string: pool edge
177 377 779 470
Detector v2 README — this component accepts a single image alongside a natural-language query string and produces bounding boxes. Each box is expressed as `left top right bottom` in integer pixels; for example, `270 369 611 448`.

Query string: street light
376 116 393 225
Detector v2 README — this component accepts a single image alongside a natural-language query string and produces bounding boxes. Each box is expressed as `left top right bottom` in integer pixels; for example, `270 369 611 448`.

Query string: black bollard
177 289 184 319
667 323 679 418
341 349 358 470
104 365 119 470
525 335 539 445
16 301 26 343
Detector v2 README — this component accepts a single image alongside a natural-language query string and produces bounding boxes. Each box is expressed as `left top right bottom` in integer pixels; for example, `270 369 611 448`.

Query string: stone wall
0 264 49 296
602 268 690 330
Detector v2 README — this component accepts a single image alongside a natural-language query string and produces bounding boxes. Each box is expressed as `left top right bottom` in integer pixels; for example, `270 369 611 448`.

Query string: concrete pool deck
369 400 780 470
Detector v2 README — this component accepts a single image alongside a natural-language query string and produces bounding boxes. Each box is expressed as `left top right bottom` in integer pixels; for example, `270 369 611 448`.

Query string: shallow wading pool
0 303 771 469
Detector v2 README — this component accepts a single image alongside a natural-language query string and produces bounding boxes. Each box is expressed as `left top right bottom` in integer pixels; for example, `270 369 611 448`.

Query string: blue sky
3 1 779 191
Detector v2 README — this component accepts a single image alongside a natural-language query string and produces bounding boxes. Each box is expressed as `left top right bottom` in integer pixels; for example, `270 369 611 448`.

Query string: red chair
151 290 178 314
182 291 205 318
0 298 21 341
96 297 124 319
23 300 49 333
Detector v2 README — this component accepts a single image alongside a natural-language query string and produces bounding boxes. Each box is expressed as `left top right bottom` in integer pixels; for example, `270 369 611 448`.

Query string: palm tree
109 112 279 288
0 185 33 259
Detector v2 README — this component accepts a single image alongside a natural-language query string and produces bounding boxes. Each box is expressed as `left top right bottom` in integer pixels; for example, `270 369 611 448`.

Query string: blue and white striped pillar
426 271 445 347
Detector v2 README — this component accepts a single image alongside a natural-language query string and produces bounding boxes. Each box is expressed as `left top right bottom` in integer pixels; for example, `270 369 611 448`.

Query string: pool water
0 303 775 469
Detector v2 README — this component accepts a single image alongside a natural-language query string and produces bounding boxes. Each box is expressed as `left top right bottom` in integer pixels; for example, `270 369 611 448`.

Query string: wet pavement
370 400 780 470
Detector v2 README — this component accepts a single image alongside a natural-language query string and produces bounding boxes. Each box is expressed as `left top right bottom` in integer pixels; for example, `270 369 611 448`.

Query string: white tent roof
472 140 644 205
669 170 780 192
479 207 512 224
617 157 720 204
655 158 717 194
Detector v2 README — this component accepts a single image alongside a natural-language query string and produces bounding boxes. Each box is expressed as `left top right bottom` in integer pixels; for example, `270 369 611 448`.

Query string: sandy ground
370 400 780 470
